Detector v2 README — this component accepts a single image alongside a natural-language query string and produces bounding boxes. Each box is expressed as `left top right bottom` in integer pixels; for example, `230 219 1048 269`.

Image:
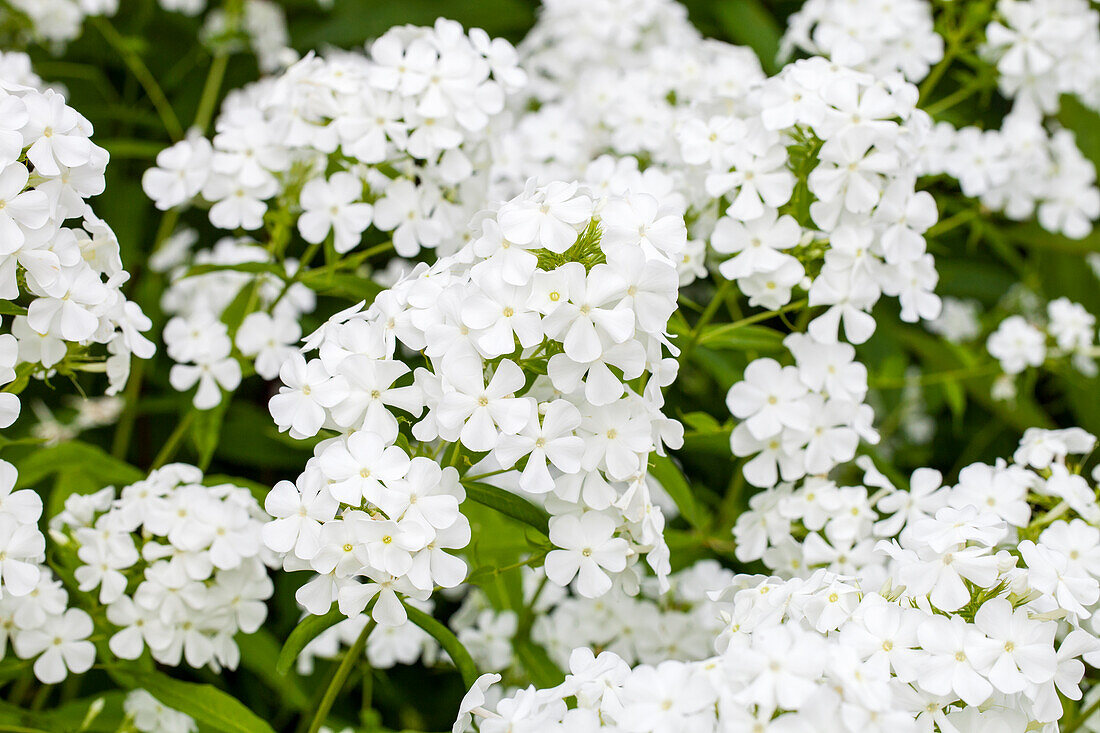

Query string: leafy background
6 0 1100 730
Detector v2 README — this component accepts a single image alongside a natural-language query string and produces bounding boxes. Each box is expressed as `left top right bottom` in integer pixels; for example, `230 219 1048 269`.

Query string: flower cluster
679 58 942 343
51 464 275 673
123 689 197 733
0 75 153 419
159 235 316 408
265 181 685 625
981 0 1100 116
143 19 525 258
518 0 701 102
920 111 1100 239
465 560 733 673
986 296 1097 377
458 427 1100 730
0 459 90 686
200 0 299 74
781 0 943 82
727 333 877 488
497 0 766 272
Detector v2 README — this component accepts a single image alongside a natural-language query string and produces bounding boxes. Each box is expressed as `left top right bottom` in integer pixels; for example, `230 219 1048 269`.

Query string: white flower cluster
920 111 1100 239
495 0 765 292
782 0 944 82
981 0 1100 116
51 464 275 672
462 560 734 674
298 559 732 686
123 689 196 733
0 459 97 686
265 180 685 624
925 296 982 344
143 19 526 258
1 0 106 44
159 235 316 409
517 0 701 103
680 58 942 343
0 75 154 421
727 333 877 488
986 296 1097 377
458 427 1100 731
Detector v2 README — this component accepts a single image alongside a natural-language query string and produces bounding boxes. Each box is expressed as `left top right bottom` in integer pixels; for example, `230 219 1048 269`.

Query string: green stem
1065 694 1100 733
306 617 375 733
193 51 230 135
924 81 983 116
691 298 810 348
150 411 196 470
110 359 144 459
92 18 184 141
686 280 734 350
925 208 979 238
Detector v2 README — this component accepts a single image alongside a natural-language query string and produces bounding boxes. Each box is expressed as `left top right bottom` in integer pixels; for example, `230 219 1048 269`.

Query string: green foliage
106 666 277 733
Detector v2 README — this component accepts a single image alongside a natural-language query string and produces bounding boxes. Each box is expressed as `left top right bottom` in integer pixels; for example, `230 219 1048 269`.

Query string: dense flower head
981 0 1100 116
51 464 276 672
0 72 154 426
265 180 686 625
456 427 1100 730
143 19 526 259
782 0 944 82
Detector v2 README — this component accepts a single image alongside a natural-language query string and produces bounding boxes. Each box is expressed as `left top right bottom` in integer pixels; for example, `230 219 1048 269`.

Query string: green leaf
462 481 550 536
14 441 144 518
182 262 286 279
292 0 534 50
402 602 480 688
277 606 344 676
106 666 275 733
697 323 785 351
236 629 310 711
0 303 26 316
649 454 707 530
221 281 260 336
303 272 384 303
216 403 317 470
514 639 565 688
714 0 782 73
942 379 966 421
191 399 230 471
680 411 723 433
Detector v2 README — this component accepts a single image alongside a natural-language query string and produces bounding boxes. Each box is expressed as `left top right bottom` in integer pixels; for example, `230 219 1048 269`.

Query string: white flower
14 608 95 684
545 512 630 597
298 172 374 253
987 316 1046 374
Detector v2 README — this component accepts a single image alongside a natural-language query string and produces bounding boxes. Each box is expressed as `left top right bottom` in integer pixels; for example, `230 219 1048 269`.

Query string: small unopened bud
80 697 105 731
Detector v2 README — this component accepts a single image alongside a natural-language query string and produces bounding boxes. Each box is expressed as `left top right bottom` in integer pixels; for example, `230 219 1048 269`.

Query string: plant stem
306 617 375 733
111 359 144 459
150 410 196 469
193 52 230 135
1065 694 1100 733
693 298 810 347
925 207 979 238
686 280 734 350
92 18 184 141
